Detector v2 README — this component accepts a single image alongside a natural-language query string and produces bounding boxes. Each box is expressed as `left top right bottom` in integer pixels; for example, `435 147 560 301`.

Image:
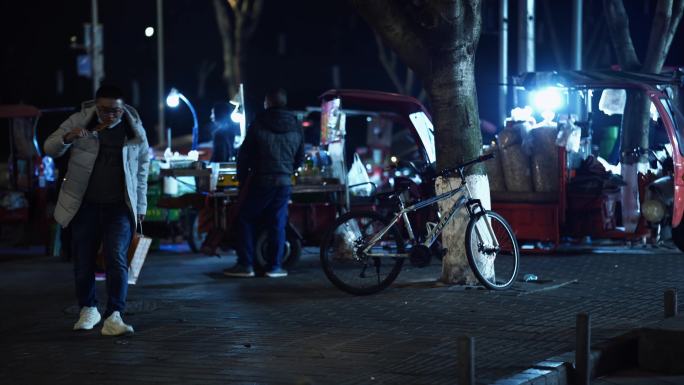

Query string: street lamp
166 87 198 150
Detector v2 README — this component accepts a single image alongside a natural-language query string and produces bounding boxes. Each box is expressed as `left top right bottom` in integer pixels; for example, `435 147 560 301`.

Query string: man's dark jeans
235 185 291 269
71 201 133 317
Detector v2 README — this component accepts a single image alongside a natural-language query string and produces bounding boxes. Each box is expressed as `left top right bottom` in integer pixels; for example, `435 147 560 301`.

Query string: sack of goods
483 144 506 192
498 124 533 192
530 127 560 192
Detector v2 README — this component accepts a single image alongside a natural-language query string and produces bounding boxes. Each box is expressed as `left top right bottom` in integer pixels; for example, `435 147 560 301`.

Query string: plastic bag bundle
347 153 373 196
556 119 581 153
531 127 560 192
598 89 626 116
483 144 506 192
498 126 533 192
332 219 362 260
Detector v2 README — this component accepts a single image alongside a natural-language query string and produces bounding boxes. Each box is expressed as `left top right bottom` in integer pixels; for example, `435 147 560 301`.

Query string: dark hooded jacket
237 107 304 186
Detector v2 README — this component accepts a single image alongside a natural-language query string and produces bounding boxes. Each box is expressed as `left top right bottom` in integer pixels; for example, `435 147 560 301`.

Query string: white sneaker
101 311 134 336
73 306 101 330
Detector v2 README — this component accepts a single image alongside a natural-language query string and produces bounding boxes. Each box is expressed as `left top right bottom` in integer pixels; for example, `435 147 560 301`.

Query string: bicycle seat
374 184 410 204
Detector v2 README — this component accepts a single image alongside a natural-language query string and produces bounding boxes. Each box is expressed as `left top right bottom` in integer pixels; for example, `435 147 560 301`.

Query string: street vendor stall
315 73 684 254
489 69 684 250
158 165 345 270
0 104 51 249
156 89 439 269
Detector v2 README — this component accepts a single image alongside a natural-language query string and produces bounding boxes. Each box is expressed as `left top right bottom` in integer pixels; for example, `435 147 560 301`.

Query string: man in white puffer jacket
44 85 149 336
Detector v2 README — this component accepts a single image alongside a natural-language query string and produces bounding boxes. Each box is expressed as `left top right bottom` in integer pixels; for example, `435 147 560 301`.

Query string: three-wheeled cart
0 104 51 250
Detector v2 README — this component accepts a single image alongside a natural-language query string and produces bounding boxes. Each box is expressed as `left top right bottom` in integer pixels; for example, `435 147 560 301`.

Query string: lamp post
166 88 199 150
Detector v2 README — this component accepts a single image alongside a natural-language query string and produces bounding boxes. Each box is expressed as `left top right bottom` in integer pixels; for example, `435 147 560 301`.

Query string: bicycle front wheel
465 211 520 290
320 211 405 295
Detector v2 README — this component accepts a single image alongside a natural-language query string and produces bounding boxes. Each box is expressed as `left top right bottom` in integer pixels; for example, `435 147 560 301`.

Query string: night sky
2 0 684 148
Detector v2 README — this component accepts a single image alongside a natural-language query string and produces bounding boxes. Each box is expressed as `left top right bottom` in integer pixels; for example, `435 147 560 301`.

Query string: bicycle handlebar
439 152 495 178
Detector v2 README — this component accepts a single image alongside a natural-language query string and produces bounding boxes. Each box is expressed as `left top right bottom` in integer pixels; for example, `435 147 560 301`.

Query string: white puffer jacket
44 101 149 228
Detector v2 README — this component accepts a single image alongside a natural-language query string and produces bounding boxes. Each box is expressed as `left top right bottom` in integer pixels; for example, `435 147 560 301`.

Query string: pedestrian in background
210 102 240 162
44 84 149 336
224 88 304 278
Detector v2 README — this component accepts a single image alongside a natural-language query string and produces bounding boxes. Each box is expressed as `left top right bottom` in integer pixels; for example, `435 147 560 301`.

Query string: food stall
487 69 684 250
157 89 438 268
0 105 51 249
314 74 684 253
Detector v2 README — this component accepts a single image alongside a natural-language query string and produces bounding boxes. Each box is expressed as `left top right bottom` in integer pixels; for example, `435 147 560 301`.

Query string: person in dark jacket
209 102 240 162
224 88 304 278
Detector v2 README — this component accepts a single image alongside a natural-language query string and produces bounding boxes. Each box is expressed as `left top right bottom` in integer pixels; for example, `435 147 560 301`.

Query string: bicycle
320 153 520 295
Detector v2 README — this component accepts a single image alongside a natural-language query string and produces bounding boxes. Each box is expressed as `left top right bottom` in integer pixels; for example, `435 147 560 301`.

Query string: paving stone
2 247 684 384
639 315 684 374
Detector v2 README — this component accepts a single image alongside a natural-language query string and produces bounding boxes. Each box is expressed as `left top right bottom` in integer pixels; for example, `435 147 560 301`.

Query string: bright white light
531 87 564 113
144 27 155 37
510 106 534 122
230 104 243 123
230 110 244 123
541 110 555 122
166 88 180 108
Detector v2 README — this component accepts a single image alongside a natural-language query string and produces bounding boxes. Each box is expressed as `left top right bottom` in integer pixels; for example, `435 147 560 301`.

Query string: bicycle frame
362 177 500 258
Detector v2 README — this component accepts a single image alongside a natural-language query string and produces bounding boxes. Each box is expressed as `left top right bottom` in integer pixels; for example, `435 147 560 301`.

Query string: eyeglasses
97 106 124 115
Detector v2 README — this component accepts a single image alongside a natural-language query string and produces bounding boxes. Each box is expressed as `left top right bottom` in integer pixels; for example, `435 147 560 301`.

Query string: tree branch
214 0 237 95
643 0 673 72
243 0 264 38
602 0 641 70
373 32 405 94
663 0 684 64
349 0 430 78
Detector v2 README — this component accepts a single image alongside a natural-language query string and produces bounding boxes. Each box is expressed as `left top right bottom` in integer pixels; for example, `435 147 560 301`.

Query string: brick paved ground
1 244 683 385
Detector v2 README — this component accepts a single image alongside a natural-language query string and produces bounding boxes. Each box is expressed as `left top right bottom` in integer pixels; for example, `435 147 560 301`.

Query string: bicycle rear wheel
320 211 405 295
465 211 520 290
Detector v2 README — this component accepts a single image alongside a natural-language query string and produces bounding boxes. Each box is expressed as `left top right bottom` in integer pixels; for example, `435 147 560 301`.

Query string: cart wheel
254 227 302 271
186 211 207 253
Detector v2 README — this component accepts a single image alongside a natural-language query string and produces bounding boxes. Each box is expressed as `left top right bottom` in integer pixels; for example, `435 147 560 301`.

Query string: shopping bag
94 223 152 284
347 153 373 196
127 224 152 285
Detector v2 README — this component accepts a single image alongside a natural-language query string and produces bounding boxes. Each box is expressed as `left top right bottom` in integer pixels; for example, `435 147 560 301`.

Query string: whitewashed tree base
435 174 491 285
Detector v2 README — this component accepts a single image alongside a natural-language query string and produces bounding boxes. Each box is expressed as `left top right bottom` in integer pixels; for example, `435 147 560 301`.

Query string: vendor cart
492 69 684 250
318 71 684 253
157 167 344 270
0 104 51 249
157 89 439 269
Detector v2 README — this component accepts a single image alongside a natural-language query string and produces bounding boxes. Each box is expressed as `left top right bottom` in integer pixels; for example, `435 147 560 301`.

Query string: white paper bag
127 226 152 285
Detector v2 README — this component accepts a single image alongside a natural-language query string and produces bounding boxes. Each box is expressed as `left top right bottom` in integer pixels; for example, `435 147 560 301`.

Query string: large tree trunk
427 33 486 284
350 0 484 285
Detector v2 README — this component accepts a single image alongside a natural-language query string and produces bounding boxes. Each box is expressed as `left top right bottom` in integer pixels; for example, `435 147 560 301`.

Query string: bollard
664 288 678 318
458 336 475 385
575 312 591 385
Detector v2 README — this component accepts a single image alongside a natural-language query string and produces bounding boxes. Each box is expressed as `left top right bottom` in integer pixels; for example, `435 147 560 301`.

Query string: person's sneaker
223 264 255 278
265 267 288 278
101 311 134 336
73 306 101 330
